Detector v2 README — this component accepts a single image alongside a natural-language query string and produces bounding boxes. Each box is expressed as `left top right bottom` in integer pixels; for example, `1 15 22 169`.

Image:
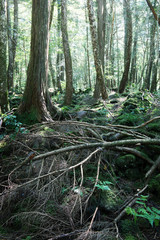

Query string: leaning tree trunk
7 0 18 91
87 0 108 100
0 0 9 113
61 0 73 105
119 0 132 93
18 0 52 122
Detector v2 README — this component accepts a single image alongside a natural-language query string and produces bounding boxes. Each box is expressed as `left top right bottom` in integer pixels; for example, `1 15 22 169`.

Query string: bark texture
119 0 132 93
87 0 108 100
146 0 160 26
0 0 9 113
61 0 73 105
7 0 18 90
144 18 156 90
18 0 52 122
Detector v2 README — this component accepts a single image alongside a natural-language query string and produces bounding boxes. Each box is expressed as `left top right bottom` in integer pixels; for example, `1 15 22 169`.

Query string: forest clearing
0 0 160 239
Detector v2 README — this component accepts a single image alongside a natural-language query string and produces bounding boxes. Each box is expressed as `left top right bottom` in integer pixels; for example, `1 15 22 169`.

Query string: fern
126 195 160 227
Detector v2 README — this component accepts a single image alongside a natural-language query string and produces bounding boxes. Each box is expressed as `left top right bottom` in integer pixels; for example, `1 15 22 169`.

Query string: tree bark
56 0 63 93
87 0 108 100
119 0 132 93
145 0 160 26
61 0 73 105
144 18 156 90
0 0 9 113
94 0 107 98
130 0 138 84
7 0 18 91
18 0 52 122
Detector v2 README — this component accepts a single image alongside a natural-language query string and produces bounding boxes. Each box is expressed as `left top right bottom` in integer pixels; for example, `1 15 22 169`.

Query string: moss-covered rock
115 154 144 180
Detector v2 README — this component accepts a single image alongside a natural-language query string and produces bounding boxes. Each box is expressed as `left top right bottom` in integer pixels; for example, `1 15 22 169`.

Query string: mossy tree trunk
61 0 73 105
18 0 52 122
87 0 108 100
0 0 9 113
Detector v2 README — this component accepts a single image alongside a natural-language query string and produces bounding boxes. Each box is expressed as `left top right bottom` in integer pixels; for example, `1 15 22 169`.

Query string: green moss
148 174 160 199
115 154 144 180
120 219 139 237
146 120 160 133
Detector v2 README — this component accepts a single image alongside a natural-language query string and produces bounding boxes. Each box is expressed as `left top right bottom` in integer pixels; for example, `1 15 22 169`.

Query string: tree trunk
150 60 158 92
130 0 138 84
56 0 63 93
144 18 156 90
85 6 91 89
94 0 106 98
145 0 160 26
18 0 52 122
61 0 73 105
7 0 18 91
0 0 9 113
87 0 108 100
119 0 132 93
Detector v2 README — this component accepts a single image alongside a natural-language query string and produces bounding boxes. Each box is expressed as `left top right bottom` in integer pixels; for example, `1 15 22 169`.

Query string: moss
148 174 160 199
125 236 137 240
115 154 144 180
146 120 160 133
120 219 140 237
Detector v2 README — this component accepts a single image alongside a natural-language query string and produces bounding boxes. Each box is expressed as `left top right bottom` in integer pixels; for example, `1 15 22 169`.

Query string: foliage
95 180 113 191
126 195 160 227
1 114 28 138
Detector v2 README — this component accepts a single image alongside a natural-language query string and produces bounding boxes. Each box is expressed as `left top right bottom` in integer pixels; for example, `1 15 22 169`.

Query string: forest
0 0 160 239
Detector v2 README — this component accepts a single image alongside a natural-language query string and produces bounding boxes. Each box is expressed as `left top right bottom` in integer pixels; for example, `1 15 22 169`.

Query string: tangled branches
0 117 160 239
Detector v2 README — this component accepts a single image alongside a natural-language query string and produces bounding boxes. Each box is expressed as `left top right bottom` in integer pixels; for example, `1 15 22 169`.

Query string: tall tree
94 0 106 98
119 0 132 93
130 0 138 84
0 0 9 113
144 18 156 90
56 0 63 93
87 0 108 100
7 0 18 91
18 0 52 122
61 0 73 105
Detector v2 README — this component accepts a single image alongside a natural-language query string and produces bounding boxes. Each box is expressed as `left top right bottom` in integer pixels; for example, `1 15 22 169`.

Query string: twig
83 207 98 240
114 185 148 224
17 148 102 190
107 116 160 130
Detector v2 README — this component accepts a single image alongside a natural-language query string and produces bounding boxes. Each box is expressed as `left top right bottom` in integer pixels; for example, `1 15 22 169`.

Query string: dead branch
114 185 148 224
107 116 160 130
145 155 160 179
115 146 154 164
32 138 160 161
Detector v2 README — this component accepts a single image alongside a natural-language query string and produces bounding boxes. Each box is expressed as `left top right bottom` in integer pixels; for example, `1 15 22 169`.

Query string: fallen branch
33 138 160 161
145 156 160 179
114 185 148 223
107 116 160 130
115 146 154 164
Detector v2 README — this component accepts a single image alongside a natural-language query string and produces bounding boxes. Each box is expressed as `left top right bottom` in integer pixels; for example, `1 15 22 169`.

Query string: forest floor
0 89 160 240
